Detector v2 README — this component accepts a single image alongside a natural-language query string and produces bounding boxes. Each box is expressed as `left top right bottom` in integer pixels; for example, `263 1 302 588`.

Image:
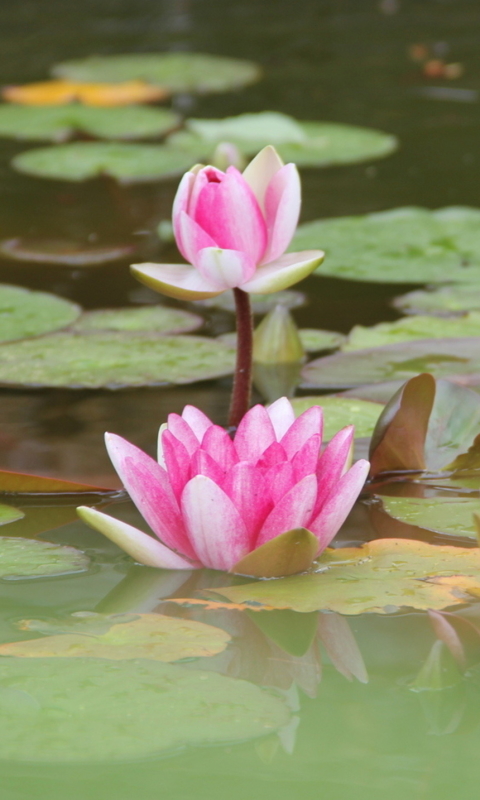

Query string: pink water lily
131 146 325 300
78 398 369 576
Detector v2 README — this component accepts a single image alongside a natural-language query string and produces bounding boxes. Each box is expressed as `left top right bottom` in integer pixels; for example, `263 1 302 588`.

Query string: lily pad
0 238 135 267
301 338 480 390
0 284 80 342
0 612 230 661
393 285 480 316
169 113 398 168
52 52 262 94
344 312 480 351
0 537 89 580
0 105 180 142
211 538 480 614
219 327 343 354
2 79 169 106
0 331 234 388
0 469 113 493
12 142 197 184
0 658 289 762
194 288 306 314
75 306 203 335
378 496 480 540
290 395 384 440
0 504 24 525
291 207 480 284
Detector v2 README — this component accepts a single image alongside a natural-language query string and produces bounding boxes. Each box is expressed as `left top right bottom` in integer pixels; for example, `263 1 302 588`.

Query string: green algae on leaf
0 238 135 267
0 332 234 388
291 207 480 284
0 284 80 342
52 52 262 94
75 306 203 335
344 312 480 351
211 539 480 615
378 495 480 540
290 395 383 440
0 537 89 580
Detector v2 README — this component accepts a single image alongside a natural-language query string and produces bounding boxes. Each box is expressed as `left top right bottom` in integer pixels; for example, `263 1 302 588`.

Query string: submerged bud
253 305 305 365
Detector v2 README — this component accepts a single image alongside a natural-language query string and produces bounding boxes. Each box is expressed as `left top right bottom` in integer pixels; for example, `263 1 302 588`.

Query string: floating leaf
211 539 480 614
52 53 262 94
0 613 230 661
0 331 234 388
0 469 114 493
301 338 480 390
290 395 384 440
291 207 480 284
0 238 135 268
393 284 480 316
0 284 80 343
193 288 306 314
344 313 480 351
2 79 169 106
75 306 203 335
0 537 89 579
0 105 180 142
169 113 398 168
12 142 197 184
232 529 320 578
0 504 24 525
0 658 289 762
378 495 480 540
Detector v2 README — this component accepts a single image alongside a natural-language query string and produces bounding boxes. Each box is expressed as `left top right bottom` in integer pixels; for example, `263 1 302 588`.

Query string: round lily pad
168 113 398 168
0 537 89 580
12 142 197 184
0 331 234 388
0 238 135 267
291 207 480 284
379 495 480 540
343 312 480 350
194 289 306 314
290 395 384 440
0 284 80 343
52 53 262 94
301 338 480 390
0 105 180 142
0 658 289 762
393 285 480 316
75 306 203 335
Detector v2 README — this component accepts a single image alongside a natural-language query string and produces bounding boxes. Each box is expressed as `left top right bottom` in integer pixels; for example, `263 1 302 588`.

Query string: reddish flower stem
228 288 253 428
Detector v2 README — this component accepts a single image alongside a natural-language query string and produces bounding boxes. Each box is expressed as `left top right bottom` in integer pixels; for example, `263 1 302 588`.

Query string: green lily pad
344 312 480 351
290 395 384 440
0 504 24 526
169 113 398 168
378 495 480 540
0 238 135 267
211 538 480 614
301 338 480 390
291 207 480 284
0 537 89 580
52 52 262 94
0 331 234 388
12 142 197 184
219 327 343 354
393 285 480 316
194 288 306 314
0 658 289 762
0 612 230 661
0 469 113 493
0 284 80 343
0 104 180 142
75 306 203 335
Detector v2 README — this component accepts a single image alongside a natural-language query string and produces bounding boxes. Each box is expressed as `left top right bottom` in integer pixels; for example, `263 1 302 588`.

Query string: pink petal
131 262 223 301
181 475 250 570
167 414 202 452
256 441 288 469
292 435 321 482
234 404 276 462
201 425 238 471
172 171 197 260
181 405 213 440
157 422 168 467
256 473 318 547
77 506 198 570
240 250 324 294
242 145 284 213
161 430 191 501
178 211 218 264
261 164 301 264
266 396 296 440
190 449 225 485
223 462 272 543
196 247 256 289
265 461 295 505
193 167 267 264
105 433 196 560
309 459 370 554
187 166 223 218
280 406 323 459
312 426 355 518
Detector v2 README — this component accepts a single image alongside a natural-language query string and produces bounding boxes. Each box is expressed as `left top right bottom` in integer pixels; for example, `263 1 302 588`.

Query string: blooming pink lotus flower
78 398 369 577
131 146 325 300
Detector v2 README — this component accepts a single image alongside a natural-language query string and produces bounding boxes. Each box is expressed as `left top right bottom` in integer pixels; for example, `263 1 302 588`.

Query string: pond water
1 0 480 797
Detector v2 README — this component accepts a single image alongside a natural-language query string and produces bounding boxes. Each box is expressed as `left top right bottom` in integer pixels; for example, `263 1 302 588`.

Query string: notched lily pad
0 283 80 342
212 538 480 614
291 395 384 440
344 312 480 351
12 142 197 184
292 207 480 284
378 495 480 540
393 285 480 316
194 288 306 314
0 331 234 388
75 306 203 335
0 238 135 268
0 537 89 580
